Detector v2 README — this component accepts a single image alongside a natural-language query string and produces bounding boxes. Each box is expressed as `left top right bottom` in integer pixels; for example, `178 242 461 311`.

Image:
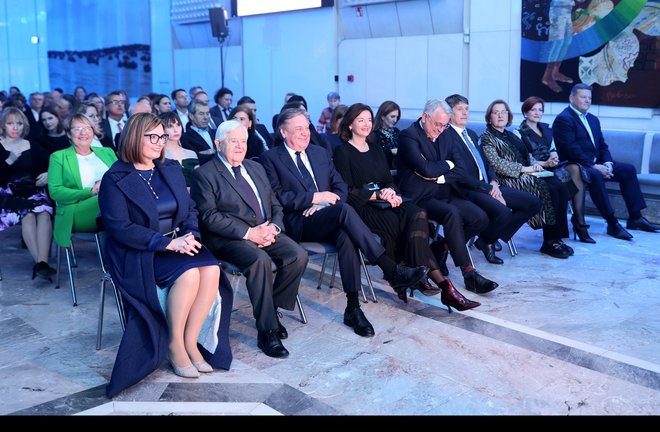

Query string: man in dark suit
191 120 308 358
397 99 499 294
181 99 216 165
260 108 428 338
100 90 128 153
441 94 542 264
210 87 234 127
26 92 43 140
553 84 658 239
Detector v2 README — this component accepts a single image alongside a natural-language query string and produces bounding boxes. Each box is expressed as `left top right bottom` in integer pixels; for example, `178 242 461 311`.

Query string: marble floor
1 215 659 416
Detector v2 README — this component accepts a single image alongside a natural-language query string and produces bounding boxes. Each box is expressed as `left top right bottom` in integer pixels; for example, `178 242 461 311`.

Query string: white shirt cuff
436 175 446 184
242 227 251 240
446 160 455 170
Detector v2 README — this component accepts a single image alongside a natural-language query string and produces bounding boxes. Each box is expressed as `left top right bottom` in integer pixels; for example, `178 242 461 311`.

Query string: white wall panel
471 0 513 32
427 34 464 101
173 46 242 102
394 35 427 109
468 31 510 112
242 7 336 126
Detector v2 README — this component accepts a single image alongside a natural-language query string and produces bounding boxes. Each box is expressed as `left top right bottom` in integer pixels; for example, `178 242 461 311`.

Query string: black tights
565 164 587 225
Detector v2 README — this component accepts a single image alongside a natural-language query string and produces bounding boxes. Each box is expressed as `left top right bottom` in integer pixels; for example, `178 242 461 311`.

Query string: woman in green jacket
48 113 117 247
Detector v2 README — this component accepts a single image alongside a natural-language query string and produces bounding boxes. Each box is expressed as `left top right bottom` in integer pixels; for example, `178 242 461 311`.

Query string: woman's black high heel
393 286 408 304
409 276 442 298
33 261 54 282
572 224 595 244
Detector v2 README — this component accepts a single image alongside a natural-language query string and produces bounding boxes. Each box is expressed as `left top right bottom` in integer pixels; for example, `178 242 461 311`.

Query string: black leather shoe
275 311 288 340
626 216 660 232
474 238 504 265
257 330 289 358
607 222 633 240
343 307 375 337
493 240 502 252
540 241 570 259
430 240 449 276
557 240 574 256
385 264 429 290
463 270 498 294
413 276 442 297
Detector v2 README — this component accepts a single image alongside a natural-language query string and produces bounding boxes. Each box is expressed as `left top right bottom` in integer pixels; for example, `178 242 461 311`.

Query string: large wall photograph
520 0 659 108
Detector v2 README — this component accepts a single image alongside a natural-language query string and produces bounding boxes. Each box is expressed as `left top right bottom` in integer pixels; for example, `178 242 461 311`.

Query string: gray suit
190 156 308 332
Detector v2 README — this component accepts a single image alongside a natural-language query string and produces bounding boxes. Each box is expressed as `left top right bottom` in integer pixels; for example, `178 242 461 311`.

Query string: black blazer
190 156 285 253
552 106 613 167
24 106 42 141
438 125 498 197
259 143 348 242
0 140 50 188
254 123 274 149
181 124 217 165
396 119 455 202
210 105 230 129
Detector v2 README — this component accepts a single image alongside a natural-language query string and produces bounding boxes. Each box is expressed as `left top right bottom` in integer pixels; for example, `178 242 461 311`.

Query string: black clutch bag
368 199 392 210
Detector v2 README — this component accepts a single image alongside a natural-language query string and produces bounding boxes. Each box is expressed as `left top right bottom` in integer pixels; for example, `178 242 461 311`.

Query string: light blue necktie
462 129 488 183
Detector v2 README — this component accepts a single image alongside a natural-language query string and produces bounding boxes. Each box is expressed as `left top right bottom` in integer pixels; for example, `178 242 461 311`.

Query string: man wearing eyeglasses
191 120 308 359
100 90 128 152
439 94 541 267
397 99 499 295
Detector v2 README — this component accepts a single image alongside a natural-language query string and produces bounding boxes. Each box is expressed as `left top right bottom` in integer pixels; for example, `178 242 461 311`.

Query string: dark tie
295 151 318 192
462 129 488 183
231 166 264 224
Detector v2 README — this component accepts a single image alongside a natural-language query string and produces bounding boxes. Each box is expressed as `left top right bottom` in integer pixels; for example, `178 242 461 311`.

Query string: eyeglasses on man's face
144 133 169 144
71 126 93 135
433 122 449 130
107 100 127 105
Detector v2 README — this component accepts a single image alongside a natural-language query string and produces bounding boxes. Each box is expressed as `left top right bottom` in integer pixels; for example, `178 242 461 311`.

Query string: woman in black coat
333 103 480 312
99 113 232 397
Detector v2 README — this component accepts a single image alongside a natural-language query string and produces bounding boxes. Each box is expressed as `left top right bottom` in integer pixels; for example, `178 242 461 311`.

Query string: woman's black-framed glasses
144 133 169 144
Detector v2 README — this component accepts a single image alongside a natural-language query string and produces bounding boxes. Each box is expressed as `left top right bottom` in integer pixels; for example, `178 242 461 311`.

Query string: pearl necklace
138 168 159 199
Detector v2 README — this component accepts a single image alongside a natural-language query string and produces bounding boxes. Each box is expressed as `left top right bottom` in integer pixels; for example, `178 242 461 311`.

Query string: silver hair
215 119 248 143
423 99 451 117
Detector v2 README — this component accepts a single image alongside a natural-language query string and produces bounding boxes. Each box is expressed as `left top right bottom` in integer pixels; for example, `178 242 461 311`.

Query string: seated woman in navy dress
99 113 232 397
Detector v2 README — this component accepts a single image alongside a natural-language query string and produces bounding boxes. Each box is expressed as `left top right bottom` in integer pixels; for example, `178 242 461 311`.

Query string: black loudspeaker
209 8 228 39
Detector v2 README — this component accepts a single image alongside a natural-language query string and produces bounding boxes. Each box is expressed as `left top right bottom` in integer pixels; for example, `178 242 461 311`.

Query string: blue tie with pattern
462 129 488 183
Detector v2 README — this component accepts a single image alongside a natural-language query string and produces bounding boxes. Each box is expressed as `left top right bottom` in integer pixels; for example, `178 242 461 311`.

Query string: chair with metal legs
55 232 101 306
218 259 308 324
300 242 375 303
95 232 126 350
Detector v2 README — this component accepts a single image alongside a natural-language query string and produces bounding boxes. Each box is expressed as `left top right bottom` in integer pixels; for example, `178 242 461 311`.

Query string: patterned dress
480 125 555 229
0 141 53 231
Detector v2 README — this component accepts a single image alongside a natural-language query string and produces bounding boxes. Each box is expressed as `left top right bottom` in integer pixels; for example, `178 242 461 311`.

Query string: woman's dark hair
287 94 308 111
158 111 183 129
338 103 373 143
39 106 65 135
373 100 401 132
229 105 256 134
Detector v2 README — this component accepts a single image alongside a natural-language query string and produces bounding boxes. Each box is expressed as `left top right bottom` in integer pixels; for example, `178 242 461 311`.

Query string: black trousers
466 185 542 244
419 194 487 269
302 202 385 294
212 234 308 332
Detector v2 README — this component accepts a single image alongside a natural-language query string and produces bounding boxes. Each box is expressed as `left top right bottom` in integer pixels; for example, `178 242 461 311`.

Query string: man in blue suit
259 108 428 338
553 84 659 239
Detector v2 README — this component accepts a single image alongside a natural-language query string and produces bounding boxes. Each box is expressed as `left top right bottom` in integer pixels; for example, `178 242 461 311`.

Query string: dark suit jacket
181 124 217 165
190 156 284 253
210 105 230 129
100 117 123 153
396 119 455 202
259 143 348 242
24 106 41 141
254 123 274 149
437 125 498 197
99 159 233 397
552 106 613 167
